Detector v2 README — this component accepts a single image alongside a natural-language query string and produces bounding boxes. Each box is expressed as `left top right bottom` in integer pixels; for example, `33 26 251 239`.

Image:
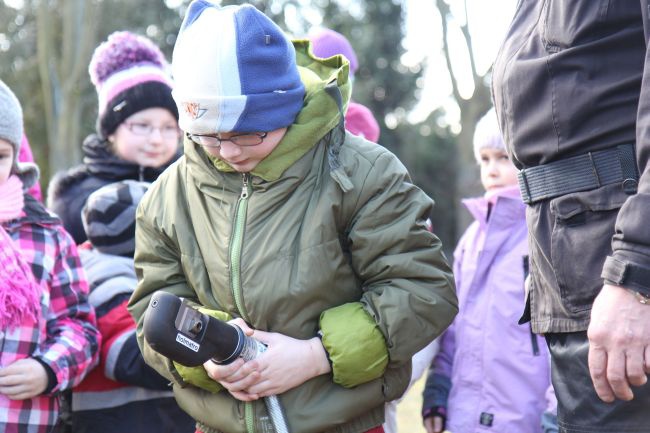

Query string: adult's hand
587 284 650 402
0 358 49 400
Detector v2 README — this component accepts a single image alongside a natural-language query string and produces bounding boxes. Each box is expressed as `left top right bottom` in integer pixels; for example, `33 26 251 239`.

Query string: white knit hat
473 108 506 163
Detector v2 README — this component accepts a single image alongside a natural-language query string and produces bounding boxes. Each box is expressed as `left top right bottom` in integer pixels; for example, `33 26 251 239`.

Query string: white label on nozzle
176 333 200 352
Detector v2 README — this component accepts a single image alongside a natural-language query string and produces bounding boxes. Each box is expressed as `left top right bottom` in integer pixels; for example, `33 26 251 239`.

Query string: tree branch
436 0 461 103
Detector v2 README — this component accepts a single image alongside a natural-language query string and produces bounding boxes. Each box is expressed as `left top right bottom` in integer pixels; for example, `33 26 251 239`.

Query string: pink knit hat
309 28 359 76
345 102 380 142
89 31 177 138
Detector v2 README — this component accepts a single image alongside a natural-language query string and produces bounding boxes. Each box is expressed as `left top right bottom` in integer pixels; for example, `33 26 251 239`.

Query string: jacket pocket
549 184 627 312
542 0 610 52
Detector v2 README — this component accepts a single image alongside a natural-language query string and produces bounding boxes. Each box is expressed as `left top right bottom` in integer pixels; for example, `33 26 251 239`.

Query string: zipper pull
241 173 250 199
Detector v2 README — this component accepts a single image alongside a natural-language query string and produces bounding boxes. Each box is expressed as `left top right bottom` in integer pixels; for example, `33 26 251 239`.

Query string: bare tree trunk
36 0 100 176
436 0 492 233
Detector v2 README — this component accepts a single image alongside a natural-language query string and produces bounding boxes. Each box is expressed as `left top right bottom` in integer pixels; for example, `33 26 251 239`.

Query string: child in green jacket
128 3 457 433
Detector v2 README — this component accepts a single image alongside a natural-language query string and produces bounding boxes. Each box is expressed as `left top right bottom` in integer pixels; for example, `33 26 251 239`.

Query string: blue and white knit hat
172 1 305 134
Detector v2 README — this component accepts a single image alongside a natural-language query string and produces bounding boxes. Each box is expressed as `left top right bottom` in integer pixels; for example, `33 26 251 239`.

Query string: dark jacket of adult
492 1 649 332
47 134 180 244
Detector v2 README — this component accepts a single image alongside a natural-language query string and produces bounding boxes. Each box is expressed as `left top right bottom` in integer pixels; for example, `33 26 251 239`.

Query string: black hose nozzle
143 291 245 366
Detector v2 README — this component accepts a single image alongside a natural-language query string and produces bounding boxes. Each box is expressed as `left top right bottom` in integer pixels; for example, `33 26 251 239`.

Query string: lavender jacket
424 187 552 433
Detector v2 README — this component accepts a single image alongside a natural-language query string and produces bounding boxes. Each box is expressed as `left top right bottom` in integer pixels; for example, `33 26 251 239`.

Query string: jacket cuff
422 372 451 412
319 302 389 388
602 256 650 297
173 362 224 393
170 306 232 394
33 357 58 395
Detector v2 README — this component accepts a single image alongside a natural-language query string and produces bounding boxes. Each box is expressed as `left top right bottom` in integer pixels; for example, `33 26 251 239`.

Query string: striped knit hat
82 180 150 257
172 1 305 134
89 31 178 138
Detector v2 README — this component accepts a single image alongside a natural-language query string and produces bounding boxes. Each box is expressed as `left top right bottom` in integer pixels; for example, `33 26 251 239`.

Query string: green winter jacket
128 41 457 433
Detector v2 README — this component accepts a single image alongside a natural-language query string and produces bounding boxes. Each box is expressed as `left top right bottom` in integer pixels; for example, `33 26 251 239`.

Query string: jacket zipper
229 173 255 432
231 173 251 323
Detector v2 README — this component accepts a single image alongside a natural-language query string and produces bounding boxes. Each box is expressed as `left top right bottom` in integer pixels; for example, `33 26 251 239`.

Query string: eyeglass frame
188 132 268 148
123 122 181 139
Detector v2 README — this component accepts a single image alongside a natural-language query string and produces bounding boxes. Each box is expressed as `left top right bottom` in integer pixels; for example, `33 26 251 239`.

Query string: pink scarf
0 175 40 330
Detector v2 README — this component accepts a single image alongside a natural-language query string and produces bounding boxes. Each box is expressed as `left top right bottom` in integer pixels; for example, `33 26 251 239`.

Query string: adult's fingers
645 346 650 374
606 350 633 401
625 348 648 388
588 345 615 402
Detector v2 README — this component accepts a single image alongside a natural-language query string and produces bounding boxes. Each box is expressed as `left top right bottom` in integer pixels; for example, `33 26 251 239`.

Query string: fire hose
143 291 290 433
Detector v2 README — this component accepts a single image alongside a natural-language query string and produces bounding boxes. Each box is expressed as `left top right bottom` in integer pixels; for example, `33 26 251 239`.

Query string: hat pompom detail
89 31 167 87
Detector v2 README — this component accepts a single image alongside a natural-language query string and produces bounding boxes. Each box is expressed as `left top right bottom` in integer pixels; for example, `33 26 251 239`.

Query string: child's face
479 147 519 192
108 107 180 168
0 139 14 184
199 127 287 173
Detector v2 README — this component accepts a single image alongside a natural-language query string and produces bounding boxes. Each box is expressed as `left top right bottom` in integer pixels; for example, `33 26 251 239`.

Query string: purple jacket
427 187 551 433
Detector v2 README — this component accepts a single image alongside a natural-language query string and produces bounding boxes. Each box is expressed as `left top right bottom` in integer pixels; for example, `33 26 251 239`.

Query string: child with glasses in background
47 31 181 245
127 3 458 433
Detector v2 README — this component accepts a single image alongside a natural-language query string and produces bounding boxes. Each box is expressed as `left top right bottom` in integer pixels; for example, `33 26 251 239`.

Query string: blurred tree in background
0 0 498 252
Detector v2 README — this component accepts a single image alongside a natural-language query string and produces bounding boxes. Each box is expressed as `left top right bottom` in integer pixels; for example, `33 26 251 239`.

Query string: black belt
518 144 639 205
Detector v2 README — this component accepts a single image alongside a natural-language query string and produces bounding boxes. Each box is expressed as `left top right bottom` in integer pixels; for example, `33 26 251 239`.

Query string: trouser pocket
549 184 627 312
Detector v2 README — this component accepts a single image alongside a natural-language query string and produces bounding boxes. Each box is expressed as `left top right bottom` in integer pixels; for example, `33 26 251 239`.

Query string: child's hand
423 415 445 433
242 329 330 397
202 318 261 401
202 319 331 400
0 358 49 399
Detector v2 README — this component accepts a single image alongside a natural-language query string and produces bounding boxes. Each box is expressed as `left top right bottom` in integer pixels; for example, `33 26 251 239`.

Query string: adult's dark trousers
546 331 650 433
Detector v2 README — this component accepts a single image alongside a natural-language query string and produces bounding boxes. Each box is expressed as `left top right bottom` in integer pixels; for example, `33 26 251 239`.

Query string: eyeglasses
188 132 268 148
124 122 180 139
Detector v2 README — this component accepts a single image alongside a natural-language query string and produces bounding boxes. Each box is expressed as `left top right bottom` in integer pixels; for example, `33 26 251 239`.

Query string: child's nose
218 140 242 159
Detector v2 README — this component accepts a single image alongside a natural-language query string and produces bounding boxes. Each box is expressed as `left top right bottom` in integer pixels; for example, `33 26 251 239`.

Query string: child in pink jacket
0 79 100 433
422 109 553 433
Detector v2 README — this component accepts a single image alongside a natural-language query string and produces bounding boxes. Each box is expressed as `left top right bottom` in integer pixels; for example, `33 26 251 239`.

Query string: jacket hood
187 39 352 183
462 185 525 228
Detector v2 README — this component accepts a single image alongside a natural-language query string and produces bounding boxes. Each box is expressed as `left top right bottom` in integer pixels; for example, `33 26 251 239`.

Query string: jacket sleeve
603 12 650 294
319 150 458 388
97 294 170 390
421 235 465 409
127 201 201 386
38 227 101 393
127 191 238 393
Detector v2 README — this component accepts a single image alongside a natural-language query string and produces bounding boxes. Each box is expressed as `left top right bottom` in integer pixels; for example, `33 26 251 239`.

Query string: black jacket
47 134 180 244
492 1 650 332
